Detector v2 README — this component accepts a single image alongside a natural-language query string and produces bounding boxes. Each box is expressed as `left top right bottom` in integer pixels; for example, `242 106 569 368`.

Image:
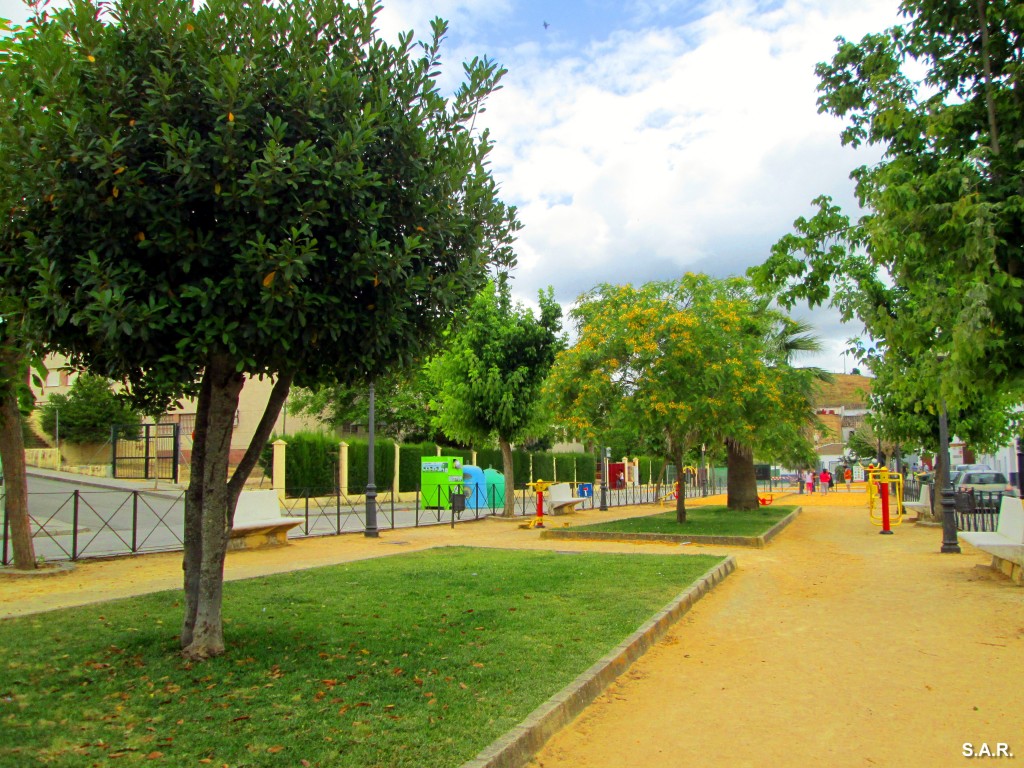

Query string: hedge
260 437 606 497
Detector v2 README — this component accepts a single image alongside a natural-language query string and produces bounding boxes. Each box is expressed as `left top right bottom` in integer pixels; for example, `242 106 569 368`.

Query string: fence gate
112 423 180 482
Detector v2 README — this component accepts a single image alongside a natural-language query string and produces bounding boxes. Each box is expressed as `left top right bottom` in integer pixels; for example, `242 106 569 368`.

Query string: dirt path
530 493 1024 768
3 491 1021 766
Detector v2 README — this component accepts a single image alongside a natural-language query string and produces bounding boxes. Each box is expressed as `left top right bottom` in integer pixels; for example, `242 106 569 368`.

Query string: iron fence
953 490 1004 533
2 480 666 565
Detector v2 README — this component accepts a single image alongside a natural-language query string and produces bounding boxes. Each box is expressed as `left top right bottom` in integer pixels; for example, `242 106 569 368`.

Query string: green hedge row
260 432 608 496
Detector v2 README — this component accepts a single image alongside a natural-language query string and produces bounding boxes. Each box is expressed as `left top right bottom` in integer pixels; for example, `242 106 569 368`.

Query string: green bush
39 373 141 444
532 452 555 482
347 438 395 495
575 453 596 483
476 447 502 472
554 453 577 482
399 441 440 492
283 432 341 495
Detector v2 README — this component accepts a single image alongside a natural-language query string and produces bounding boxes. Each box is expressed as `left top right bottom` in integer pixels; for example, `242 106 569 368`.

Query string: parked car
955 463 992 472
954 470 1018 497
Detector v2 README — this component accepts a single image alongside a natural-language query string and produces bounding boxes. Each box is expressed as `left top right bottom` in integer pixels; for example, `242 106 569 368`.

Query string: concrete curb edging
538 508 802 549
459 555 737 768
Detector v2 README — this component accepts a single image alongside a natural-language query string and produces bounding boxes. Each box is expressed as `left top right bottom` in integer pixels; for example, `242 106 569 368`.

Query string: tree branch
227 372 294 506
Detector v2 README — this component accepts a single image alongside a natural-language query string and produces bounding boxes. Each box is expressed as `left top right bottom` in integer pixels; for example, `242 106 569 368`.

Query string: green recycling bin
421 456 464 510
483 467 505 510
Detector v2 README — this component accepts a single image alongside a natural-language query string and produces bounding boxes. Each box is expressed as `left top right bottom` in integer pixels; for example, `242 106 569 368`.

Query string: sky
0 0 906 373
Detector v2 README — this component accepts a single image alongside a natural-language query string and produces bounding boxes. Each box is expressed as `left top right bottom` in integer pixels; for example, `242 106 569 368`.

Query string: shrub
38 373 141 444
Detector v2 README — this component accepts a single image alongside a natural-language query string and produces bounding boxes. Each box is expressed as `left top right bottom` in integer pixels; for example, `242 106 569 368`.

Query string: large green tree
0 16 43 571
1 0 516 658
751 0 1024 411
428 280 563 516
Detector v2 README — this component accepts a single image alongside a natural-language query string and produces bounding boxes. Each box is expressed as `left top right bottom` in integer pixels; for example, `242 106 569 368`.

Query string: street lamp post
599 446 610 511
936 356 960 554
364 381 379 538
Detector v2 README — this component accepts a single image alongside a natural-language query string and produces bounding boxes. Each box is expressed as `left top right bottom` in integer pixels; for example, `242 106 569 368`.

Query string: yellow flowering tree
546 274 817 519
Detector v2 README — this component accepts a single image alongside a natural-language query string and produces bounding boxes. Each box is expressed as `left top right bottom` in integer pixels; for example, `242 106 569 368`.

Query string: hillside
813 373 872 409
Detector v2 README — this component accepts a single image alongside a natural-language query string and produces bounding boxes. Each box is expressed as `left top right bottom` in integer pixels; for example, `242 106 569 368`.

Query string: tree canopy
751 0 1024 413
429 279 563 515
0 0 517 657
545 275 816 520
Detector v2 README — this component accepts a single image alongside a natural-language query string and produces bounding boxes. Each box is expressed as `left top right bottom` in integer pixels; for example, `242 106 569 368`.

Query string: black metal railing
953 490 1004 533
3 480 664 565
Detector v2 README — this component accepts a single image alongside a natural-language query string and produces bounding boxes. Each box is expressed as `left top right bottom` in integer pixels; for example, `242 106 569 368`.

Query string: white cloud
467 0 902 371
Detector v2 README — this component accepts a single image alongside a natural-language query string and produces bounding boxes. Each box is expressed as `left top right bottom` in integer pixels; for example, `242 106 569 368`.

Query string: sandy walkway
530 493 1024 768
3 491 1021 767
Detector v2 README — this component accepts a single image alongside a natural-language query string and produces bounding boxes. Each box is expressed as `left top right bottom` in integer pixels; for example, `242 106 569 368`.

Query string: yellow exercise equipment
866 466 904 531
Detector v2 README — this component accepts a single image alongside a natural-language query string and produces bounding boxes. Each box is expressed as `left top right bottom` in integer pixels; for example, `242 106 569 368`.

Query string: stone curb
537 508 802 549
459 556 737 768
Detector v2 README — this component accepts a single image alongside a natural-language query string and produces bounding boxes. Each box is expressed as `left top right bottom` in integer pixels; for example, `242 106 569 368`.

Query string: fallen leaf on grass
145 751 163 760
267 745 284 754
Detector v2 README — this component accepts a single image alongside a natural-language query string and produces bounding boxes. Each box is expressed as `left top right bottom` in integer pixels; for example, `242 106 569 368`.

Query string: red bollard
535 490 545 528
879 480 893 535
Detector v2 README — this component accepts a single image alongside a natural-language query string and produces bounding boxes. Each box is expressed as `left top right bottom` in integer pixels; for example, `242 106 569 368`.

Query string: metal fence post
72 490 80 560
131 491 139 552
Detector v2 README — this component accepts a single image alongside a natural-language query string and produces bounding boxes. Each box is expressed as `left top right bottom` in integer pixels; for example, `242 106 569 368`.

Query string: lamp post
364 381 379 538
599 446 610 511
936 355 960 554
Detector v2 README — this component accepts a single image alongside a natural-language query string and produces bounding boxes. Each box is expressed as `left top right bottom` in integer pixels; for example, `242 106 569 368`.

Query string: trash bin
421 456 464 510
463 465 486 510
483 467 505 510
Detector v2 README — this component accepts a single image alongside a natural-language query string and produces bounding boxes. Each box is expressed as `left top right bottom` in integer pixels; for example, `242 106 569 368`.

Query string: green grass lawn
573 505 796 537
0 547 723 768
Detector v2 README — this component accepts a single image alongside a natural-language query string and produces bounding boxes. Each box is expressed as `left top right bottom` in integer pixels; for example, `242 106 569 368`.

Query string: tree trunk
181 356 293 659
499 436 515 517
975 0 1001 156
0 353 35 570
928 451 947 523
726 438 759 510
181 353 243 659
673 447 687 523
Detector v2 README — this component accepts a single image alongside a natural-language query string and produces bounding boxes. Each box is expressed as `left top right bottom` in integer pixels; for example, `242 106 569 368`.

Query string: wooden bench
545 483 587 515
960 495 1024 585
228 490 304 551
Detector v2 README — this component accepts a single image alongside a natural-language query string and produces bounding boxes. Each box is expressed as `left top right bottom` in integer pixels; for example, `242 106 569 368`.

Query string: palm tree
726 317 831 510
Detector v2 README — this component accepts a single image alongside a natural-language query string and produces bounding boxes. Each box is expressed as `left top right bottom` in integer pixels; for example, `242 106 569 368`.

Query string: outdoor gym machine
867 466 904 534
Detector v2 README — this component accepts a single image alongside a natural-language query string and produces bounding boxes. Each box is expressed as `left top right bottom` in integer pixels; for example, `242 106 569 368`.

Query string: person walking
804 469 814 495
820 468 832 494
844 466 853 491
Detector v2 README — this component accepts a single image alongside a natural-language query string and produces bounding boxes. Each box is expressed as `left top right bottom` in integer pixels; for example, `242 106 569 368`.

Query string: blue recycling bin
463 465 486 509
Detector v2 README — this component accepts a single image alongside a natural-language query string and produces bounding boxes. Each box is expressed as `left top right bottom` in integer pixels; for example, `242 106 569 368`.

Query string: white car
953 470 1017 497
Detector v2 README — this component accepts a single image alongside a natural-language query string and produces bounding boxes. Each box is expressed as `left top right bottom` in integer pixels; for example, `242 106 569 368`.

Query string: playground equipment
526 478 552 528
867 466 904 534
658 465 698 505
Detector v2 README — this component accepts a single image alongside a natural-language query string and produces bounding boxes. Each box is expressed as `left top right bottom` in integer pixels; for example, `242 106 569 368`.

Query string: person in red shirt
820 468 832 494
